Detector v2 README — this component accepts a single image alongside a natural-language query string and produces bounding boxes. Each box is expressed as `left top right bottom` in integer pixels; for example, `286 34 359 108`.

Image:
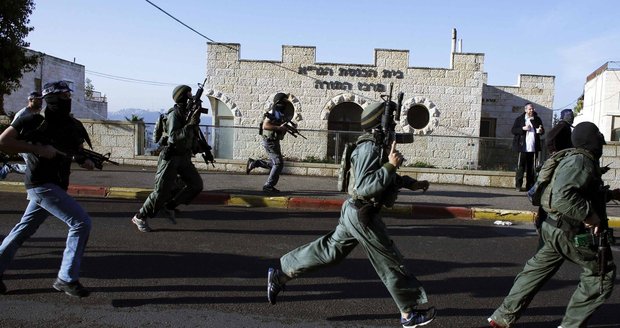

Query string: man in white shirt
511 103 545 191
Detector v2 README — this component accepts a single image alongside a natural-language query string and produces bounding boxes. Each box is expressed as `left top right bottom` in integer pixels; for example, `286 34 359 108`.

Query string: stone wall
205 44 494 169
601 141 620 188
80 119 143 159
7 118 618 189
87 116 620 188
203 43 555 170
482 75 555 139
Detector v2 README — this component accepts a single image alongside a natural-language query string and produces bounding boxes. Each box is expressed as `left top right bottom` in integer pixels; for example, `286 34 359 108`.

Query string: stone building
575 61 620 140
203 35 554 169
2 50 107 120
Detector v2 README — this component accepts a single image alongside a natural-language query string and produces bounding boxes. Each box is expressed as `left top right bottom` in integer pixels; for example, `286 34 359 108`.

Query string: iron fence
142 123 543 171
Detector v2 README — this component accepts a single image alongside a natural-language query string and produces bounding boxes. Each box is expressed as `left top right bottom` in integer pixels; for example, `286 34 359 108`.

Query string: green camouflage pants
490 221 616 328
280 199 428 313
139 153 203 218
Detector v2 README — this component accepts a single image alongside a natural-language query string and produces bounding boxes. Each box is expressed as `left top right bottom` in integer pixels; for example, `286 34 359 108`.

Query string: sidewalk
1 164 619 227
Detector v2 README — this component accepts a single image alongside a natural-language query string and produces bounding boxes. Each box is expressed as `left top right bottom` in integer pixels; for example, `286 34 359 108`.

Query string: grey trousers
280 199 428 313
139 153 203 218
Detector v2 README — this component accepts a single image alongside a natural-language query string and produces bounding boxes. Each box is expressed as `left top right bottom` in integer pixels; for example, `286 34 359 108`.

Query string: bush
407 161 436 168
302 156 331 163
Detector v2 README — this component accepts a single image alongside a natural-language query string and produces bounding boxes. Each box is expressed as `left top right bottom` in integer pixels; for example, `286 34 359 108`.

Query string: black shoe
0 276 6 295
162 207 177 224
413 180 430 193
263 185 280 193
401 307 436 327
53 278 90 298
267 267 283 305
246 158 254 175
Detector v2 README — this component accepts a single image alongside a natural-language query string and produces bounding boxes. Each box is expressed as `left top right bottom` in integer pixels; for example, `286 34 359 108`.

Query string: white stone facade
576 62 620 140
204 43 554 169
2 51 107 120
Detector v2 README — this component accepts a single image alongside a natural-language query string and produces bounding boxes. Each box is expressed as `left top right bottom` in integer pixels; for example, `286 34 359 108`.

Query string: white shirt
524 116 536 152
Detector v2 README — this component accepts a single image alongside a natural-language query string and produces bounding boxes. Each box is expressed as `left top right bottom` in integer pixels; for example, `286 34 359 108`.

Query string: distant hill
107 108 213 125
107 108 164 124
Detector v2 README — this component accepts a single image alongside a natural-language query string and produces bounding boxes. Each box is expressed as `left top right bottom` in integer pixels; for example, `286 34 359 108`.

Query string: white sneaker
132 215 152 232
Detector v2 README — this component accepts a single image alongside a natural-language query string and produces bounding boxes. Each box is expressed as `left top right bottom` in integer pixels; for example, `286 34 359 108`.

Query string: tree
85 78 95 99
574 94 584 114
125 114 144 122
0 0 39 115
551 112 560 127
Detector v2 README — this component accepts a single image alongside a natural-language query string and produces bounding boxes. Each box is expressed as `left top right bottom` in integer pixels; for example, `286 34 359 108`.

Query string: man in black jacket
546 109 573 155
511 103 544 191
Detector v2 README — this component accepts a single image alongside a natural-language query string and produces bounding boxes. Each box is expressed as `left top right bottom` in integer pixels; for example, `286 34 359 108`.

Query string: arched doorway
327 102 363 162
208 97 234 159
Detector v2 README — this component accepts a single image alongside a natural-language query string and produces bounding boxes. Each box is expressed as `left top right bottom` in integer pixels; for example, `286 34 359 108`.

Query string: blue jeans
0 163 26 179
0 164 9 180
0 183 92 282
253 138 283 187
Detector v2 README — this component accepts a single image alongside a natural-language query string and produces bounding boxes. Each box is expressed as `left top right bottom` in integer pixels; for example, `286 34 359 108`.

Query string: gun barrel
80 149 120 166
396 92 404 121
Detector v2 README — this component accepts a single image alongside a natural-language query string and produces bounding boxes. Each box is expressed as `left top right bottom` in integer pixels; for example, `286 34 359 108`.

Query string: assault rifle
77 148 119 170
595 184 616 293
187 78 215 167
379 82 413 163
283 119 307 139
18 116 118 170
597 229 613 293
264 112 307 139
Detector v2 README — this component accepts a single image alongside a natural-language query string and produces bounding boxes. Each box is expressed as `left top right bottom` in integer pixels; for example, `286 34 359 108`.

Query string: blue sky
25 0 620 114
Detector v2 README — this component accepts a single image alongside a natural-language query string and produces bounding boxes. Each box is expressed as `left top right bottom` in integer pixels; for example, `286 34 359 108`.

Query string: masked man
246 92 290 193
489 122 617 328
0 81 95 297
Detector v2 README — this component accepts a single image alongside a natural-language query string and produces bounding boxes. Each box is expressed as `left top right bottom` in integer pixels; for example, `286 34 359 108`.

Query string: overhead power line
142 0 345 97
86 70 179 87
145 0 214 42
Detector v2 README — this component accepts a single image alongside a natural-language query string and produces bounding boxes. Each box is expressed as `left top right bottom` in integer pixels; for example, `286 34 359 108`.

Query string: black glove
188 108 201 126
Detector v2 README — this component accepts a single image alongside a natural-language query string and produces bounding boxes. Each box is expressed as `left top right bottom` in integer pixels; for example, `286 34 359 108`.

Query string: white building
2 50 107 120
576 61 620 140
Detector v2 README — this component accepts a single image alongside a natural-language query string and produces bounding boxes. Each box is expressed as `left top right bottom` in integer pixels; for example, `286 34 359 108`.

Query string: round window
406 104 430 130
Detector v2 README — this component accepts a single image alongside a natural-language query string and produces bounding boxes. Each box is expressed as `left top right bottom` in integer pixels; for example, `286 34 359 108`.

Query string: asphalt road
0 192 618 328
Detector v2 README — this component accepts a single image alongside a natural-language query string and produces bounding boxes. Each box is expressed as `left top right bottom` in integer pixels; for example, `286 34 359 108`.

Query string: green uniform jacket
167 105 197 154
546 150 606 228
349 134 398 207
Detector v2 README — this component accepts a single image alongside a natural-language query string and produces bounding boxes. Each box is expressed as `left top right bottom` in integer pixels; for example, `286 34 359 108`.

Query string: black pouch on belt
162 145 179 160
354 200 378 229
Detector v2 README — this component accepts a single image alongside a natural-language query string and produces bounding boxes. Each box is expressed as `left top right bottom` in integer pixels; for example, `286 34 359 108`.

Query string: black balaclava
44 94 72 123
571 122 606 159
560 109 574 125
273 92 288 105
